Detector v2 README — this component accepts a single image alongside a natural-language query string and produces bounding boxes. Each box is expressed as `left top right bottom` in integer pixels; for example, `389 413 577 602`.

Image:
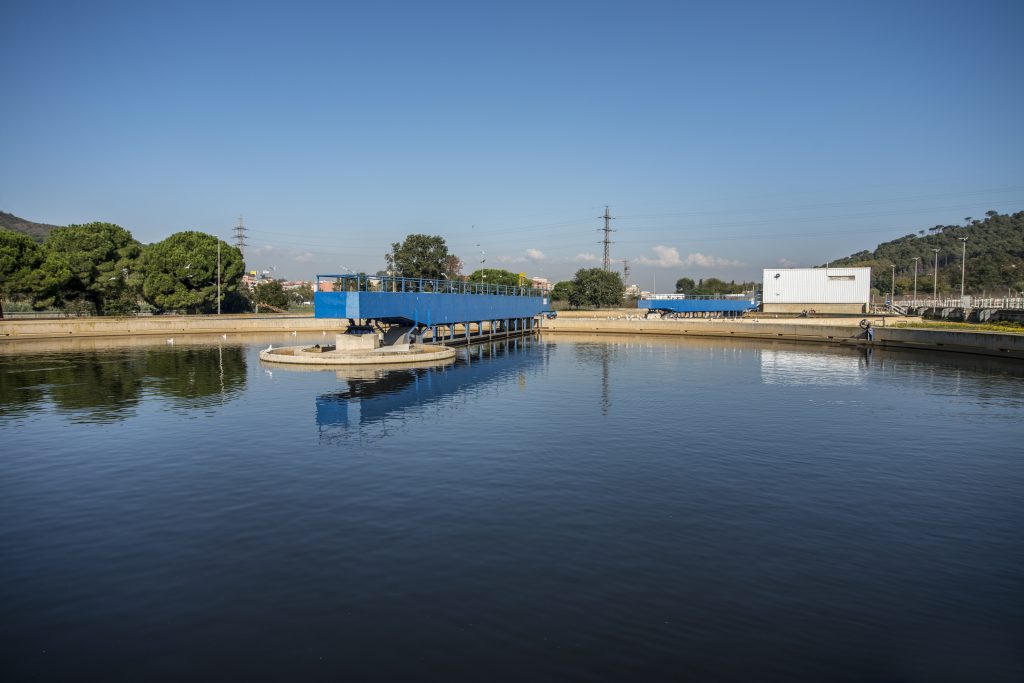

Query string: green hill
827 210 1024 297
0 211 60 242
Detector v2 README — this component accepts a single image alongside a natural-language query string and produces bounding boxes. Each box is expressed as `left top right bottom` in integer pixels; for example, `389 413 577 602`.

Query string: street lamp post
891 264 896 309
932 248 940 305
959 237 968 300
911 257 920 308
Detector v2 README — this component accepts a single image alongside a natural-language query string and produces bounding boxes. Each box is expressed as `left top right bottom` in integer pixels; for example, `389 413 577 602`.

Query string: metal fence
316 274 545 298
895 297 1024 310
639 293 758 301
1 311 97 319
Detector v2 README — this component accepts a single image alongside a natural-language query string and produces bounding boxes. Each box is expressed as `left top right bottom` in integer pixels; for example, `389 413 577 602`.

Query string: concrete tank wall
541 317 1024 360
1 315 347 341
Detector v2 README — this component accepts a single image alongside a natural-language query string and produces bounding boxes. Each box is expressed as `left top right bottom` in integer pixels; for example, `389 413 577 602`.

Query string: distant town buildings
241 271 314 293
531 277 552 292
240 271 260 289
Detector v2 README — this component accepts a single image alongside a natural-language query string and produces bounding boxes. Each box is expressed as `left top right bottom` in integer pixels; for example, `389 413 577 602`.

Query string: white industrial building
762 267 871 314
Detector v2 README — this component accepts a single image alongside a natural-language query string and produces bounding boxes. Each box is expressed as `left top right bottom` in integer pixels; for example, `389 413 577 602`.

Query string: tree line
673 277 757 295
2 226 635 317
827 210 1024 297
0 223 249 317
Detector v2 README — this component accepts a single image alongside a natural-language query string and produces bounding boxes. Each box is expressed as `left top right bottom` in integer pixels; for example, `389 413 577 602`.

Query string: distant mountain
827 210 1024 297
0 211 61 242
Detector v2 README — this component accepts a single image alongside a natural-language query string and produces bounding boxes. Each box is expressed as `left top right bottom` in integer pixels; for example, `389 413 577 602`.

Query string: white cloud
573 252 601 263
252 244 275 257
294 252 314 263
636 245 683 267
681 252 743 268
495 254 527 264
525 248 545 260
777 257 797 268
637 245 742 268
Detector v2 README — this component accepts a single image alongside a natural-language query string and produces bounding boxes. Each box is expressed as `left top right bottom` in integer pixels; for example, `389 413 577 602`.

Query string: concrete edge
541 320 1024 360
258 345 457 365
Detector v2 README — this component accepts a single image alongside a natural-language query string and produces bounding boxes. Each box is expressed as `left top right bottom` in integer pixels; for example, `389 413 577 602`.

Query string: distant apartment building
241 271 259 289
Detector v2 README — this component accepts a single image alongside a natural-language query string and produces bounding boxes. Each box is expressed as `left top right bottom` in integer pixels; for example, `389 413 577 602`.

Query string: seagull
166 338 174 345
266 344 273 351
292 331 297 336
221 333 227 339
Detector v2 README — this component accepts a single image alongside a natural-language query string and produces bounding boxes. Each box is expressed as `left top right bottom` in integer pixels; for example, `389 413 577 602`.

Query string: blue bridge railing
638 293 759 301
316 274 543 298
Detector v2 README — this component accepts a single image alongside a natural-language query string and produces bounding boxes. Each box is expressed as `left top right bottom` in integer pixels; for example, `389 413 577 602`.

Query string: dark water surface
2 334 1022 682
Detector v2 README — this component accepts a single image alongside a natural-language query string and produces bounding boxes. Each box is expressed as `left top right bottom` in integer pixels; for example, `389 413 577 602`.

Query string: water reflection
316 339 544 437
761 348 865 386
754 343 1024 408
0 343 247 423
571 342 618 414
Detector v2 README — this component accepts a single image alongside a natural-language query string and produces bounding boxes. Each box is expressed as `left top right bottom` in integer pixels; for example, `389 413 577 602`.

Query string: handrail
640 293 759 301
316 274 544 298
895 297 1024 310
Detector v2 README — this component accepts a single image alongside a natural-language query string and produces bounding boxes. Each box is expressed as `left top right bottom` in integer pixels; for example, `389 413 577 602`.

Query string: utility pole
621 258 630 282
911 256 919 308
598 206 614 271
233 216 248 264
932 248 940 304
891 264 896 309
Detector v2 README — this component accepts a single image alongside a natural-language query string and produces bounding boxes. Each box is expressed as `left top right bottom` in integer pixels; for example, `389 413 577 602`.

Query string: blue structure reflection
316 338 545 436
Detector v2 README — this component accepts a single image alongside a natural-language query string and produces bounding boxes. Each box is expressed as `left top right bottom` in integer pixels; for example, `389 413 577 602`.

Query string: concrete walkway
1 314 346 341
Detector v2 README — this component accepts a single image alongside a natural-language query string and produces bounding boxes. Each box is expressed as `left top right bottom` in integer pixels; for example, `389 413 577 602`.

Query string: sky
2 0 1022 288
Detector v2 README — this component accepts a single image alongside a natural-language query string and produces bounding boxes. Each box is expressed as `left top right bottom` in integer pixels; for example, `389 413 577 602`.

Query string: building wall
762 267 871 306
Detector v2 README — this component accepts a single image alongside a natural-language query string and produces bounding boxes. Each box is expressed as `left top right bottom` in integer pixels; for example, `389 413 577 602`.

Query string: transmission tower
622 258 630 282
233 216 248 263
598 206 615 271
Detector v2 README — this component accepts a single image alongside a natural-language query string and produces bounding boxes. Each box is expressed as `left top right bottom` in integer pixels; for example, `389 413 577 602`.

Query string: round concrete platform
258 343 456 365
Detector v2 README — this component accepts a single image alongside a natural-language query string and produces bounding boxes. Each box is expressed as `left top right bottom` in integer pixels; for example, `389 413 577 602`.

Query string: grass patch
895 320 1024 334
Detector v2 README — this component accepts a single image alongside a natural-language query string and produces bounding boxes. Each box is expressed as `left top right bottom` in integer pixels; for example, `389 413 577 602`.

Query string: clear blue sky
2 0 1022 287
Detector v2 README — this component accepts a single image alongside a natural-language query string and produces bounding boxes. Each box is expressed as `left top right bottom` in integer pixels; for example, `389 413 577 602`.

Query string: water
1 333 1022 682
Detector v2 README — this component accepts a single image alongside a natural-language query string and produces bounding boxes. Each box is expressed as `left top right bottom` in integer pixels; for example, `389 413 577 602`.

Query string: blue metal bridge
638 294 760 317
314 274 549 343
